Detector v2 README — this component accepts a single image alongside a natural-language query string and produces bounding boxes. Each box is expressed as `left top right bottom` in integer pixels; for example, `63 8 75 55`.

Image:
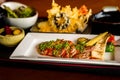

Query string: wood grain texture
7 0 120 17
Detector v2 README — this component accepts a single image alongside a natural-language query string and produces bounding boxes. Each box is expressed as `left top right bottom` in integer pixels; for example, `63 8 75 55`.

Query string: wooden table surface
0 44 120 80
1 0 120 80
7 0 120 17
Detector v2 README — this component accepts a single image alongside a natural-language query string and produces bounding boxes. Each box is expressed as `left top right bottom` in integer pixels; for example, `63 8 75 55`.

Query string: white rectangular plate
10 33 120 66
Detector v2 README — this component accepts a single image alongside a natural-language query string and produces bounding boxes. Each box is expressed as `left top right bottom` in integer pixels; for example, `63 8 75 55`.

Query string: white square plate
10 33 120 66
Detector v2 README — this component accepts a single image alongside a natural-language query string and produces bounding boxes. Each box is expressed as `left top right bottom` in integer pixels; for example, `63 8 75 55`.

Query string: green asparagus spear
3 5 18 18
85 32 108 46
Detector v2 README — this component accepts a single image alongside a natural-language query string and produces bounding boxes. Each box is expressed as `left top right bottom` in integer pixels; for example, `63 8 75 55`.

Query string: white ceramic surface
10 33 120 66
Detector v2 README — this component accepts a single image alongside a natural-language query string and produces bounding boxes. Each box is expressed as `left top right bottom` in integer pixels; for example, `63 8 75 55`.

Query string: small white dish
1 1 38 29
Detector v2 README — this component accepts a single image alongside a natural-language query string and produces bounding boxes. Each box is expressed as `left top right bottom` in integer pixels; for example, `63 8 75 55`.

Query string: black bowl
90 6 120 35
0 7 8 28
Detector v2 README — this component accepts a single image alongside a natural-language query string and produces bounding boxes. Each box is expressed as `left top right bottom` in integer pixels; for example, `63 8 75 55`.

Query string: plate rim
10 32 120 66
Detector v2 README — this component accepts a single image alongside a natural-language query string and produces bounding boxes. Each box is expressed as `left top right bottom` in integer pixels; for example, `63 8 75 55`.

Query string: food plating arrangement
1 0 120 67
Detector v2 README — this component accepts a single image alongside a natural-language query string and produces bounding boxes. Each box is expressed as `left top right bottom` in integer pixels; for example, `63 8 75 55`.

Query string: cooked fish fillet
91 34 110 60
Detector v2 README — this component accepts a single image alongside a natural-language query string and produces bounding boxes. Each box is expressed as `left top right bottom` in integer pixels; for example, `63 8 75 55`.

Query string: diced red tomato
47 48 53 56
44 48 53 56
60 49 66 57
64 53 70 58
107 34 115 43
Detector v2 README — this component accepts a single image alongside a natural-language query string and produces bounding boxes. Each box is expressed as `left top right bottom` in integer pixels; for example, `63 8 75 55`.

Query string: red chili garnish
4 26 12 35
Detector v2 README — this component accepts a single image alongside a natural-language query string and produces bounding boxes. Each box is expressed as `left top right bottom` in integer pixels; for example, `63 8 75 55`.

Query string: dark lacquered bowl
90 6 120 35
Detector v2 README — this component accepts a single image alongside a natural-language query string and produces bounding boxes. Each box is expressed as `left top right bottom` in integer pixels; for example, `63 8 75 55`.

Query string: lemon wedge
13 29 21 35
